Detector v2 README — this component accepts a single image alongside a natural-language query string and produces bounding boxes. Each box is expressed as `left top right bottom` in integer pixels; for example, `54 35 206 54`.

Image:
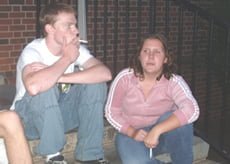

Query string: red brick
10 51 20 57
10 12 25 18
0 6 11 11
0 65 10 72
0 32 13 38
22 6 36 11
13 32 22 37
0 58 14 65
0 26 9 31
10 38 26 44
0 0 8 5
10 25 26 31
13 6 20 11
0 19 12 24
9 0 24 5
0 52 9 58
0 13 9 18
0 45 13 51
22 18 35 24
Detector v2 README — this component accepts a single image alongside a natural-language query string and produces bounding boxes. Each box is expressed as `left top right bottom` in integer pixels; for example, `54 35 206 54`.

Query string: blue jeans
15 83 107 161
116 112 193 164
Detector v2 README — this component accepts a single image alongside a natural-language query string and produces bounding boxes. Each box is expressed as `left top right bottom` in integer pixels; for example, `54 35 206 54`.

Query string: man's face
51 12 79 45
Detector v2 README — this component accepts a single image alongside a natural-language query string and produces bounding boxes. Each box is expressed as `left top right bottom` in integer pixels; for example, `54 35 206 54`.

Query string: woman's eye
154 50 160 54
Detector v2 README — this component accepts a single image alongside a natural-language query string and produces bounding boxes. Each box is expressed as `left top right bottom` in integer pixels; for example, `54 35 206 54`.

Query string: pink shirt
105 68 199 135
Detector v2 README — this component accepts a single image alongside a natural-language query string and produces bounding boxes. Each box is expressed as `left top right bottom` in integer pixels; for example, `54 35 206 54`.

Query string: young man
11 3 112 164
0 110 32 164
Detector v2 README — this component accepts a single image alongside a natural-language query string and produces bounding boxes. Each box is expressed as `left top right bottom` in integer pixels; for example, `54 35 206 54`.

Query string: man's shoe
76 158 109 164
46 154 67 164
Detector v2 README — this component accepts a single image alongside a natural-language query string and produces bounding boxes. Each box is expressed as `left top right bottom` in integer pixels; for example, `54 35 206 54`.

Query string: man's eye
68 24 72 28
143 49 150 53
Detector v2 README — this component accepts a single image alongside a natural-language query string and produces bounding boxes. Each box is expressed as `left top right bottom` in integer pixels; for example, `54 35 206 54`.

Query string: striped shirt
105 68 199 135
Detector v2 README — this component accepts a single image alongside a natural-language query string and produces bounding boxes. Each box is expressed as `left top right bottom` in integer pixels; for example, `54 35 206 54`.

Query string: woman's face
139 38 167 76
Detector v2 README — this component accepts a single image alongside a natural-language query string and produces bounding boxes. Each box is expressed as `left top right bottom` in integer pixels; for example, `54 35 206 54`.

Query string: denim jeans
15 83 107 161
115 112 193 164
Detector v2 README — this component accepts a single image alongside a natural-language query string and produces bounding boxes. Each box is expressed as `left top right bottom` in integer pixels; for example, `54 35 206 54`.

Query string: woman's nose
148 52 155 58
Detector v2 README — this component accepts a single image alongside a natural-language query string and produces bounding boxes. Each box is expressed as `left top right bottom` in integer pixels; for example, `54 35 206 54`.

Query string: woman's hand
132 129 148 142
144 128 161 148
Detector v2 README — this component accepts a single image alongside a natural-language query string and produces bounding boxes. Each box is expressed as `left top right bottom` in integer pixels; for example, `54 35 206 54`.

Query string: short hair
129 33 177 80
39 3 76 36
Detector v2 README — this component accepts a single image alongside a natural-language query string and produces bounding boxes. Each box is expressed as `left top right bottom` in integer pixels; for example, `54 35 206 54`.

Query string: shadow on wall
0 74 16 110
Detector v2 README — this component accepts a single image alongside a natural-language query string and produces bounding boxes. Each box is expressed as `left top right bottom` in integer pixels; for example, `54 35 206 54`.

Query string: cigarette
149 148 152 159
79 39 88 44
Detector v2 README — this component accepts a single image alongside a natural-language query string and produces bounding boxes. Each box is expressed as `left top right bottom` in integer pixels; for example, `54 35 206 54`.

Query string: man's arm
58 57 112 84
23 56 72 96
23 38 79 96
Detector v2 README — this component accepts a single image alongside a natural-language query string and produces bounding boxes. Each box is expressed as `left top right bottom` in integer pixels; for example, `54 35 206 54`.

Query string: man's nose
72 26 79 35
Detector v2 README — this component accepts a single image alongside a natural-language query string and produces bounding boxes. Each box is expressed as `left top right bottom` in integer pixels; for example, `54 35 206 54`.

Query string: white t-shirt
11 38 92 110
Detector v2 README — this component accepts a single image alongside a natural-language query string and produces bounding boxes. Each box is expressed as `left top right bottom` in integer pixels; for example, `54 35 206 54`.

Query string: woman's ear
164 57 168 64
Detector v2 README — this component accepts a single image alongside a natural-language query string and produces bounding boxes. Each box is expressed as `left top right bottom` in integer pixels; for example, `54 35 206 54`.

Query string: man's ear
45 24 54 34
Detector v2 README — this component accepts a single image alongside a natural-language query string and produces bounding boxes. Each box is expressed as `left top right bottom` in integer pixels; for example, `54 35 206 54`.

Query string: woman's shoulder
168 74 191 90
169 74 184 82
112 68 135 84
116 68 134 78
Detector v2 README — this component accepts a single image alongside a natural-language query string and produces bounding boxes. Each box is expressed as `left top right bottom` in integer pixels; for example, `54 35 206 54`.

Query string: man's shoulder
24 38 44 50
19 38 45 62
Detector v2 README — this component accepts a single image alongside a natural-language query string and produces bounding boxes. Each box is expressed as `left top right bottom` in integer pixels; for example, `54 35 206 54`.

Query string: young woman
105 33 200 164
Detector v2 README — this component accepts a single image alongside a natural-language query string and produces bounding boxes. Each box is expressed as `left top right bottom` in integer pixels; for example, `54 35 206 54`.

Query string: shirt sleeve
105 70 131 134
169 75 200 126
74 44 93 66
19 48 42 70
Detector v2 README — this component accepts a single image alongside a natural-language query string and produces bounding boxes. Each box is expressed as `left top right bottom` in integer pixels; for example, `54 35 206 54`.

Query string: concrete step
31 121 211 163
30 121 116 163
156 135 210 163
33 139 218 164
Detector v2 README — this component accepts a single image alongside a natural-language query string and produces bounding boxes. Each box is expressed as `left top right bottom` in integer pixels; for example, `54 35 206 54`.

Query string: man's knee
86 83 107 92
84 83 107 101
0 111 22 137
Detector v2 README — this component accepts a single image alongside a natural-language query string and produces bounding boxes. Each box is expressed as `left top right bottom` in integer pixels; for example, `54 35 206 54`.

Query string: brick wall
0 0 218 121
0 0 77 83
0 0 215 83
1 0 229 155
0 0 36 83
86 0 215 75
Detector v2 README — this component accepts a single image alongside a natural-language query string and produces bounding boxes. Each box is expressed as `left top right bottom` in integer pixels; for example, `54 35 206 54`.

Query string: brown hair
39 3 76 36
129 33 177 80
